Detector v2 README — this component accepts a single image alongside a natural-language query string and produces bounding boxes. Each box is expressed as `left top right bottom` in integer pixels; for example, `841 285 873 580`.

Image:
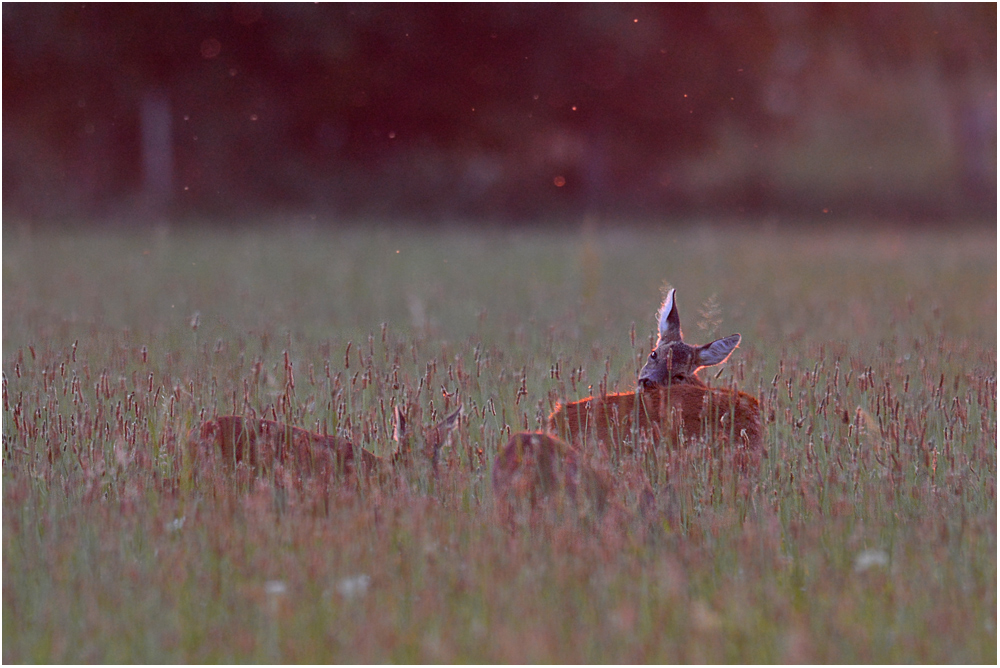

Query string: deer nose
638 377 655 391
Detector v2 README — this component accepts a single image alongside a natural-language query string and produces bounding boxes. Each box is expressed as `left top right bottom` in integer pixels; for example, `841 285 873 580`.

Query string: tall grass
3 222 996 662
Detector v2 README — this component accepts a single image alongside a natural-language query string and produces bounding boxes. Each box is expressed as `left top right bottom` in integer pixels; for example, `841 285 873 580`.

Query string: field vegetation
3 222 996 662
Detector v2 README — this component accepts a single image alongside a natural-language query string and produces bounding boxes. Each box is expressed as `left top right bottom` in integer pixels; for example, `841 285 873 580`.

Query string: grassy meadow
2 221 996 662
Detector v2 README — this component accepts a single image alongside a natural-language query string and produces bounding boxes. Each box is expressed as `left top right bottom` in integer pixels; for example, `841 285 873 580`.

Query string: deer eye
673 373 686 382
649 351 657 361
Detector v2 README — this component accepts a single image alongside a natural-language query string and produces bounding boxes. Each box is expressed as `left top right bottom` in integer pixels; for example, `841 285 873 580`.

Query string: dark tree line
3 3 995 224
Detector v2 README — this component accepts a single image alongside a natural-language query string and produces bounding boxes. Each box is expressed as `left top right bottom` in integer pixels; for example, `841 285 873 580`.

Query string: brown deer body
492 432 612 522
549 288 764 462
189 407 461 479
191 415 364 475
549 383 763 458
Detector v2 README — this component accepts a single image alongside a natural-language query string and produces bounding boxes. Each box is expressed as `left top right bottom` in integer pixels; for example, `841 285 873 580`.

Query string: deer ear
657 288 682 343
696 334 741 367
392 405 406 443
424 406 463 465
440 406 463 432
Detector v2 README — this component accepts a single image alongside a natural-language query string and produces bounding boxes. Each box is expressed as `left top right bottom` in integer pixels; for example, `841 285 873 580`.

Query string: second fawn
492 431 612 523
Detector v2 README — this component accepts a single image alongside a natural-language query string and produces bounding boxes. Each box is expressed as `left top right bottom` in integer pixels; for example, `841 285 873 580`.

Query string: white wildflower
264 580 287 596
336 574 371 599
854 549 889 572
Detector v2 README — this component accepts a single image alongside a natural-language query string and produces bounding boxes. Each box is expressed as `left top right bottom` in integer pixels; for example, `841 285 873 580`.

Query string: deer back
549 391 647 450
190 407 462 480
190 416 378 476
549 384 763 455
660 384 763 453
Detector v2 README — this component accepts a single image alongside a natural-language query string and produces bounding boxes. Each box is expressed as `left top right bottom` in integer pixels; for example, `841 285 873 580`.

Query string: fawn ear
433 406 463 445
392 405 407 443
656 288 682 344
424 406 463 466
695 334 741 367
441 406 463 431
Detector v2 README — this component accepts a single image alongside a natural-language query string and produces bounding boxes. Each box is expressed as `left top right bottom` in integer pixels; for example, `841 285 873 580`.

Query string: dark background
3 3 996 226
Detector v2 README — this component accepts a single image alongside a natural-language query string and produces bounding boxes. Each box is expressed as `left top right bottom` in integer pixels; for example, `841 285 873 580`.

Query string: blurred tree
2 3 995 224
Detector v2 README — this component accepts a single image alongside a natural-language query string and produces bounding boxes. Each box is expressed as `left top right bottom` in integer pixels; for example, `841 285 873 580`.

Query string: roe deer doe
491 288 761 522
549 288 763 463
190 406 461 479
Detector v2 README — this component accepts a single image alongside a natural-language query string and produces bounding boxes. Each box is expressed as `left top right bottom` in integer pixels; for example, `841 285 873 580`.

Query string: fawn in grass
549 288 763 465
492 430 615 524
189 405 462 480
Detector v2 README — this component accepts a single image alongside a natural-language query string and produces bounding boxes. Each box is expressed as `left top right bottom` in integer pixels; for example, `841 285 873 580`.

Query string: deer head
637 288 741 389
392 404 463 471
